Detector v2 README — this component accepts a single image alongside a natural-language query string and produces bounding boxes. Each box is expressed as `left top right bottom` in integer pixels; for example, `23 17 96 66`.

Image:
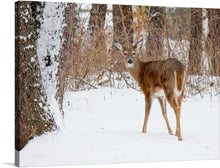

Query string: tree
15 1 56 151
146 7 166 60
15 1 78 151
87 4 107 48
207 9 220 76
189 8 203 75
36 2 73 127
113 5 133 48
167 8 191 40
56 3 78 115
112 5 133 71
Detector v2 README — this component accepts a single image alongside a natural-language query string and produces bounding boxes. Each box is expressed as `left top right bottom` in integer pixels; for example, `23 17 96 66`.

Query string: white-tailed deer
114 39 187 141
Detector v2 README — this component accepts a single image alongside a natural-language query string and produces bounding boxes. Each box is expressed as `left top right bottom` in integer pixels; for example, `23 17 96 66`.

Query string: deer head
114 39 143 68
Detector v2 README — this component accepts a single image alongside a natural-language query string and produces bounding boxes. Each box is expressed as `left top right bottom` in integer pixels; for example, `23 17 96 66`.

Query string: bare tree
88 4 107 48
112 5 133 72
146 7 166 60
189 8 203 75
207 9 220 76
113 5 133 47
56 3 78 116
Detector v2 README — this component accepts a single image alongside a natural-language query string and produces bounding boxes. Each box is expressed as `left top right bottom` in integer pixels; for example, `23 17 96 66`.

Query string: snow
202 9 209 38
19 88 219 167
15 32 33 41
36 2 67 129
23 45 34 50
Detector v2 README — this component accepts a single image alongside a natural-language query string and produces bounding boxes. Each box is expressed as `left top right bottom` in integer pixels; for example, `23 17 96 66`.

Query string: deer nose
128 59 133 64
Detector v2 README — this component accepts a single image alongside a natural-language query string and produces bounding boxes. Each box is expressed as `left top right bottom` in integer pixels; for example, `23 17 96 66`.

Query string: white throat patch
126 63 134 68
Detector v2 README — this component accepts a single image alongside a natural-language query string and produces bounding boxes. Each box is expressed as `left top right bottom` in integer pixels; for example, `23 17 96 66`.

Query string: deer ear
114 42 123 51
134 39 143 50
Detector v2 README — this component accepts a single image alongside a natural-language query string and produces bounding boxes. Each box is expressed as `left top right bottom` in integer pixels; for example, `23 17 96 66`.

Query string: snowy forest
15 1 219 166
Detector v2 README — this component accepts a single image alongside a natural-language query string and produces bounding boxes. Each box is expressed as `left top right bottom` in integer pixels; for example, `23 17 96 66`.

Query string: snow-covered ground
19 88 219 167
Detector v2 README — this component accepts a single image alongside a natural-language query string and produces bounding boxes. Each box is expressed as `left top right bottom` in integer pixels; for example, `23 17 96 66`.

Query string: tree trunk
113 5 133 48
207 9 220 76
15 1 56 151
112 5 133 72
189 8 203 75
88 4 107 48
56 3 78 116
146 7 166 60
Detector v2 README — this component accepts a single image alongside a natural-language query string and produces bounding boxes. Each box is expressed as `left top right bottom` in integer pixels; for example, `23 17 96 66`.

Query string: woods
15 2 220 151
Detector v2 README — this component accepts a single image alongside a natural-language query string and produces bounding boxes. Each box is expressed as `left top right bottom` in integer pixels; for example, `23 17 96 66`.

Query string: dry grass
65 5 220 96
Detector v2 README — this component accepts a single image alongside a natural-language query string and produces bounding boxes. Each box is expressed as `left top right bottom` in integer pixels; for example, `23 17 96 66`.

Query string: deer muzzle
128 59 133 64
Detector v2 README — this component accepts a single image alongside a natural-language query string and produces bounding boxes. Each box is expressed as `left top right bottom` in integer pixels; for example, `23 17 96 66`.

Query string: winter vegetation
15 1 220 166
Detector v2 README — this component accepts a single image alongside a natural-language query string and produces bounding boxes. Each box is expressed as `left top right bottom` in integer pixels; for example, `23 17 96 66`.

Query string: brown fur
114 40 187 141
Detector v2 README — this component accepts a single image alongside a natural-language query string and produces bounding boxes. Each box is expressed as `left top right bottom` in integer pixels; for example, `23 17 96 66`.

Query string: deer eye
124 52 127 56
132 52 135 56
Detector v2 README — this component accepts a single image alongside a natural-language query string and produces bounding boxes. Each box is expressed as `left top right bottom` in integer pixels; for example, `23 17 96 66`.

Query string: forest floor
19 88 219 167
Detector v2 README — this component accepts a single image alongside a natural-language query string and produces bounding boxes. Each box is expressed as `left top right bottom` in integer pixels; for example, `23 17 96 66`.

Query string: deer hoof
142 130 147 133
178 137 183 141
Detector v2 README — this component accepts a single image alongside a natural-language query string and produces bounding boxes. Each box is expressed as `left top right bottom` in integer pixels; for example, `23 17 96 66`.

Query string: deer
114 39 187 141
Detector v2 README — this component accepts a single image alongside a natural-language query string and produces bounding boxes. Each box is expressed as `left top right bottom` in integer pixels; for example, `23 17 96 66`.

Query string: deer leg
173 106 182 141
166 94 182 141
142 95 152 133
177 90 185 108
158 97 173 135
